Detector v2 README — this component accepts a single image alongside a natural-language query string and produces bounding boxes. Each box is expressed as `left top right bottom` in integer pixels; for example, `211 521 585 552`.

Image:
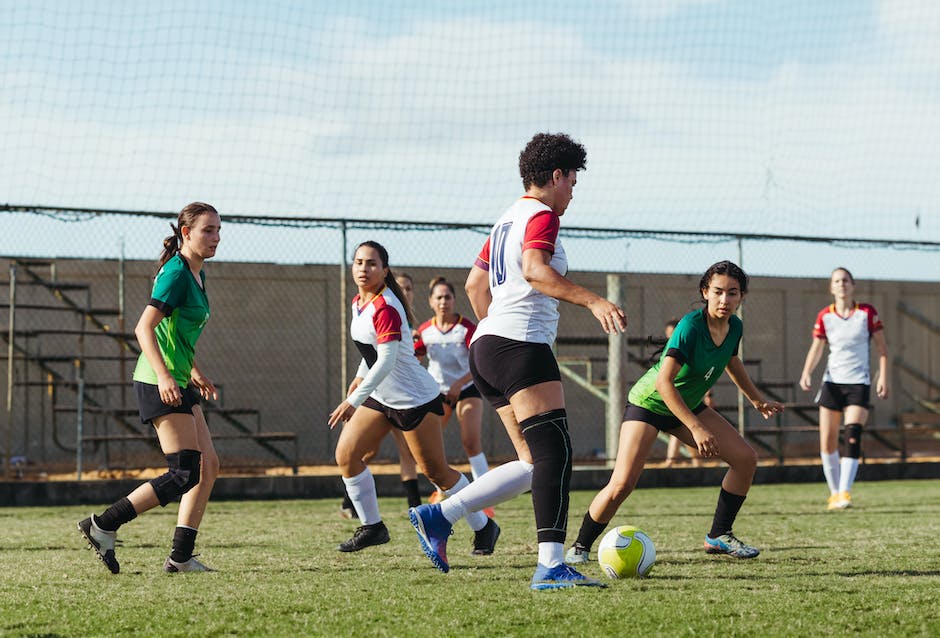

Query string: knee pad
150 449 202 506
520 409 572 472
844 423 863 459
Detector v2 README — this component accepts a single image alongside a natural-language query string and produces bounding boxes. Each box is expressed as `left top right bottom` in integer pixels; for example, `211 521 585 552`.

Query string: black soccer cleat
78 516 120 574
337 521 390 552
471 517 500 556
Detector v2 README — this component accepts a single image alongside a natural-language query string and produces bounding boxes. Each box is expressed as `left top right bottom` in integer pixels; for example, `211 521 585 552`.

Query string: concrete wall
2 258 937 471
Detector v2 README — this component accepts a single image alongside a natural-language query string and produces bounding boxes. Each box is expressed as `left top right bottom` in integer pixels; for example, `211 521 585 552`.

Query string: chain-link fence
2 207 939 477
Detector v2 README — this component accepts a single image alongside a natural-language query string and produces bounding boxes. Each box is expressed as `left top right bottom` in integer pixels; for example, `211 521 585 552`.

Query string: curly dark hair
518 132 587 189
699 260 749 296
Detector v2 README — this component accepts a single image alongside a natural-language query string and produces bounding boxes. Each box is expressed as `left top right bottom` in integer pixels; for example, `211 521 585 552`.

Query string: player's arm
654 356 718 457
521 248 626 335
465 264 491 320
872 329 889 399
726 356 784 419
134 305 181 406
799 337 826 391
189 358 218 401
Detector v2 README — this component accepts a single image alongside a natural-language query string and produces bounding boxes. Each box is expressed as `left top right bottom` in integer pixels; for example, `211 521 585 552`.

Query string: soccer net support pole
606 274 626 466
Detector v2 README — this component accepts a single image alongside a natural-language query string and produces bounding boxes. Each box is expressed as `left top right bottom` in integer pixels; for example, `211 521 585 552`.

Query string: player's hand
445 383 461 405
588 298 627 335
328 400 356 429
876 379 889 400
157 373 182 407
798 374 812 392
689 423 718 457
754 399 785 419
190 369 218 401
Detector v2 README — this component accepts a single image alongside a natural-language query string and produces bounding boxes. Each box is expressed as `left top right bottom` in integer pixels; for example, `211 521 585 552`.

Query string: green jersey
628 308 741 416
133 254 210 387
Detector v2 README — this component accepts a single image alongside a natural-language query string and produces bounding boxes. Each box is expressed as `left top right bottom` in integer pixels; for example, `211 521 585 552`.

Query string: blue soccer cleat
530 563 607 591
704 532 760 559
409 504 452 573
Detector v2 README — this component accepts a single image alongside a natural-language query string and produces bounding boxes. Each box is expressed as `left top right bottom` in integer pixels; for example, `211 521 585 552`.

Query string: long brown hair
158 202 219 268
355 241 416 328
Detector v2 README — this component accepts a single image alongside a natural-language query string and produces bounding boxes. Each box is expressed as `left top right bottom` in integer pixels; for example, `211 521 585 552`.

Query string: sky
0 1 937 276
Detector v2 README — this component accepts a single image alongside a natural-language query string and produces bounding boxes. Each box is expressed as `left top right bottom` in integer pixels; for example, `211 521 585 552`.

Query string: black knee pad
520 409 572 543
150 449 202 506
844 423 863 459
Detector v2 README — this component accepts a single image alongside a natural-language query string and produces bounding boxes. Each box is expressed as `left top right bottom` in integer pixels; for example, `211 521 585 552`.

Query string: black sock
520 409 572 545
402 479 421 508
575 512 609 551
170 526 198 563
708 488 747 538
341 487 354 510
94 497 137 532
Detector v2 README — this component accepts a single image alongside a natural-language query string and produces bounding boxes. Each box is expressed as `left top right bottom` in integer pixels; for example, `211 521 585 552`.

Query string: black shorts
469 335 561 409
622 401 708 433
816 382 871 411
441 384 482 407
134 381 201 425
361 395 444 431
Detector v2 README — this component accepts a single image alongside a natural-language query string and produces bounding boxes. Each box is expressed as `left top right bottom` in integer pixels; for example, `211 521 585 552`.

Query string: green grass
2 480 939 637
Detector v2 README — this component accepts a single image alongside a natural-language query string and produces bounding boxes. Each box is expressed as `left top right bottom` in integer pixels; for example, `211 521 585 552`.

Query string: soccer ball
596 525 656 578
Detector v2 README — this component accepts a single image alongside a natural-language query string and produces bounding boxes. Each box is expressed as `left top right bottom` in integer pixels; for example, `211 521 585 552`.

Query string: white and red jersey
350 287 439 409
415 315 476 393
812 303 884 384
471 196 567 345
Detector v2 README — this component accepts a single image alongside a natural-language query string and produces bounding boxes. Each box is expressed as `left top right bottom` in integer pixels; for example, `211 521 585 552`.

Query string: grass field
2 480 939 637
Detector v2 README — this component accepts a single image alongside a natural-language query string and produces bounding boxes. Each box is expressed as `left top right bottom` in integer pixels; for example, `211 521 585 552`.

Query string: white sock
468 452 490 480
538 542 564 568
821 451 841 494
839 457 859 494
342 467 381 526
440 460 534 524
443 473 487 532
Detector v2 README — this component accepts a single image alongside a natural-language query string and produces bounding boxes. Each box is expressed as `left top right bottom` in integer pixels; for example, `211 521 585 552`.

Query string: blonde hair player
799 267 889 510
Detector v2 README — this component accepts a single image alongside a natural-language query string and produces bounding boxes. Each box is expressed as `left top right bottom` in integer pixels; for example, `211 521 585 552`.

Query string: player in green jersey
78 202 222 574
567 261 784 561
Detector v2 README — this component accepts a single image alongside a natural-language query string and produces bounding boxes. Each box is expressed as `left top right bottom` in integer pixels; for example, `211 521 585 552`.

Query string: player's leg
819 406 843 506
390 428 422 508
568 419 659 562
428 401 454 504
837 401 869 508
687 409 760 558
166 404 219 572
335 407 393 552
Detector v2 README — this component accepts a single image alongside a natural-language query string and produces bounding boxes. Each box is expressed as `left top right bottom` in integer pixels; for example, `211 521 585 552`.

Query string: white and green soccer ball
597 525 656 578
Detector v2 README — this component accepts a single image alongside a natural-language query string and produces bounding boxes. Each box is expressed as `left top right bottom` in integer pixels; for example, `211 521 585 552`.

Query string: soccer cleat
78 516 120 574
337 522 390 552
530 563 607 591
164 555 216 573
704 533 760 559
339 494 356 520
564 542 590 565
409 504 452 573
827 493 843 511
837 491 852 509
471 518 500 556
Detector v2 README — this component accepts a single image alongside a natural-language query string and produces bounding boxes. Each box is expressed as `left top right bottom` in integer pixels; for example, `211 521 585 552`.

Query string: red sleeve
522 211 559 253
460 316 476 348
474 238 490 271
812 307 829 340
413 320 432 358
372 299 402 344
862 303 884 333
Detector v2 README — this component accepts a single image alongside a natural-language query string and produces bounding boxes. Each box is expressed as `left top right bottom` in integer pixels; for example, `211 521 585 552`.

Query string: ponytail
158 223 183 268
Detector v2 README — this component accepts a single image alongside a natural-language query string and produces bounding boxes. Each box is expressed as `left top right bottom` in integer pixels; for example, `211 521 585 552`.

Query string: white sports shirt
415 316 476 393
349 287 440 409
471 196 567 346
812 303 884 384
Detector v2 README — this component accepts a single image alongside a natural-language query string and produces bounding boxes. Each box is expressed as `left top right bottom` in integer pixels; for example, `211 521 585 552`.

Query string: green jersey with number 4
628 308 741 416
